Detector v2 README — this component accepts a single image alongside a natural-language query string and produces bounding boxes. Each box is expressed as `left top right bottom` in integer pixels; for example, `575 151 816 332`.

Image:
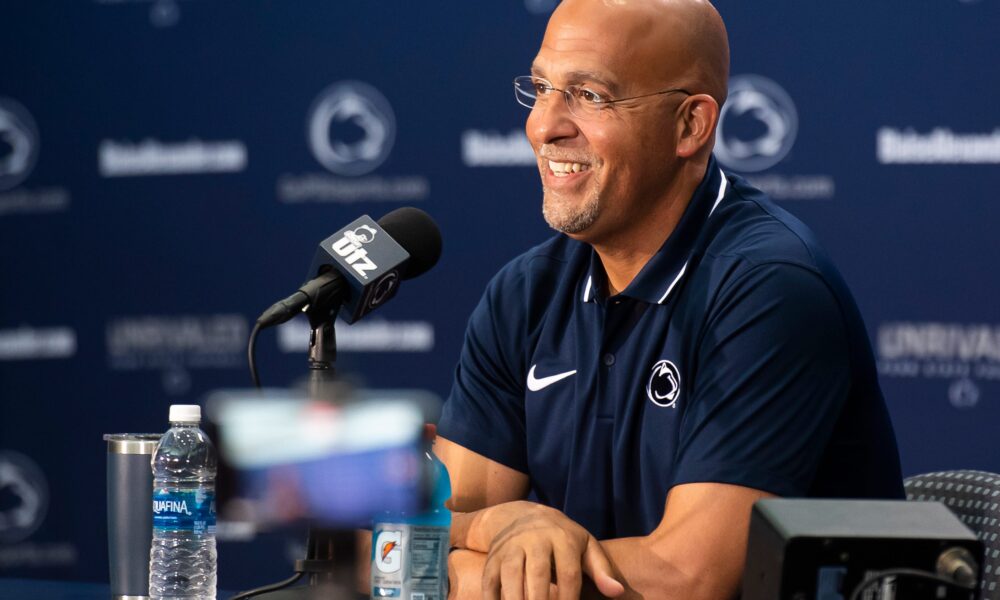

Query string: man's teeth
548 160 589 176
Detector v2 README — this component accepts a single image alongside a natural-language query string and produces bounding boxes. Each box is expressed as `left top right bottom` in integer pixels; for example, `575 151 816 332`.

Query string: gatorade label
372 523 448 600
152 488 216 535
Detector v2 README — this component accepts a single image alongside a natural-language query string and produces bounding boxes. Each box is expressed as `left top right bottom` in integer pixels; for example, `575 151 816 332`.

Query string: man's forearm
597 536 723 600
451 502 740 600
455 532 715 600
448 535 701 600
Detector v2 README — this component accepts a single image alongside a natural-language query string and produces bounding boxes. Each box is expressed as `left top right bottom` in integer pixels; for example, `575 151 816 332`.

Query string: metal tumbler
105 433 161 600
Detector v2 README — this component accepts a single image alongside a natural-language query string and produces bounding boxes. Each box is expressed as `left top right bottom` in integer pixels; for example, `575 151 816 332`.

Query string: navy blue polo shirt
438 156 904 540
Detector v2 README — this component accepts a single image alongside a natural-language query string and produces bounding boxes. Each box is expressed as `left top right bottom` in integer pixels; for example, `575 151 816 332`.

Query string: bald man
434 1 904 598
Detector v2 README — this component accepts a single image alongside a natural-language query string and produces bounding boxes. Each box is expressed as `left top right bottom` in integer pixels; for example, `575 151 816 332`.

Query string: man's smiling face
526 0 691 244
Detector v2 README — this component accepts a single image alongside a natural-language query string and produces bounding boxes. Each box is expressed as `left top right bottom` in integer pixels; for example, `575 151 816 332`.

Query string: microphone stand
307 317 336 392
233 310 359 600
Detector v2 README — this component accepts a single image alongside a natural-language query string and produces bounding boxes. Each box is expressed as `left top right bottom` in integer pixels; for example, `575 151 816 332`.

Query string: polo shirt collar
581 155 729 305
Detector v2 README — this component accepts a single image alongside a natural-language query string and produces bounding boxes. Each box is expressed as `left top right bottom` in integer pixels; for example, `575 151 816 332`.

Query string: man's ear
675 94 720 158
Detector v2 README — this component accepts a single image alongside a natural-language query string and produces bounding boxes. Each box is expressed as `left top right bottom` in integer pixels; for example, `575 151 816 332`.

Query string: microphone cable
847 567 976 600
229 571 303 599
248 321 262 389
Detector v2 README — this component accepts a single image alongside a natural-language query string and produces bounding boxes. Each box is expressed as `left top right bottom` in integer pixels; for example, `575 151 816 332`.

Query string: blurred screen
208 388 433 529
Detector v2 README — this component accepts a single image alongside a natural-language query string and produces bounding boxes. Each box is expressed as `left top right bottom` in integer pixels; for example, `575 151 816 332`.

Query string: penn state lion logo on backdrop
0 98 39 191
714 75 798 173
0 450 49 543
646 360 681 408
307 81 396 177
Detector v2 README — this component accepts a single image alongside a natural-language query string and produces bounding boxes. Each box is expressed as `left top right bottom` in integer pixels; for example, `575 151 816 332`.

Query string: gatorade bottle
371 450 451 600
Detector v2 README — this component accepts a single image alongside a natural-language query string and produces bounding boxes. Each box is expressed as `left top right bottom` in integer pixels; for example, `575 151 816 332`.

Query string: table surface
0 578 111 599
0 578 236 599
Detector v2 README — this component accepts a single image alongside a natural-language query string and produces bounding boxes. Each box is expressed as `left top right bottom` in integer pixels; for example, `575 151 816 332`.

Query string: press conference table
0 578 237 599
0 578 112 599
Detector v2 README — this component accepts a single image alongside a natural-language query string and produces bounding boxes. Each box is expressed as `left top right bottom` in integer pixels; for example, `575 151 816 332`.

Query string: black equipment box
741 499 983 600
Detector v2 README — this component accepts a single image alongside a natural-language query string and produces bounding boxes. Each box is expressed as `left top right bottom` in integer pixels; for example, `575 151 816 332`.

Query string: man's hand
437 436 624 598
438 437 772 599
449 548 487 600
471 501 624 600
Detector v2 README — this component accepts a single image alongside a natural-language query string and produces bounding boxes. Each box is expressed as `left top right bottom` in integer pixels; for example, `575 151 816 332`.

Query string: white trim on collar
657 170 728 305
580 170 728 306
708 169 728 216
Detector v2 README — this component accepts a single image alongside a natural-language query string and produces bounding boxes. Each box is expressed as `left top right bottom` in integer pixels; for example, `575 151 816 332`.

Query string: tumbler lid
169 404 201 423
104 433 161 454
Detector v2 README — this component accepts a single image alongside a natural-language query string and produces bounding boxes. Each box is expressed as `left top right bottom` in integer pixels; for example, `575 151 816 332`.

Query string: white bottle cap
169 404 201 423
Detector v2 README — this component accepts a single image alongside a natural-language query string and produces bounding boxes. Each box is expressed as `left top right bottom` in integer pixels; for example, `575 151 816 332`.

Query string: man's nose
527 94 579 145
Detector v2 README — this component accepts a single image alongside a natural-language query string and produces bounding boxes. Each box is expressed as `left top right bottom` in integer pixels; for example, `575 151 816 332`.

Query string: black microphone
256 207 442 328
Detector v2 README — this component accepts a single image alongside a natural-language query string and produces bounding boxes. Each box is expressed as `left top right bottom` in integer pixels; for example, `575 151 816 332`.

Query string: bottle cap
169 404 201 423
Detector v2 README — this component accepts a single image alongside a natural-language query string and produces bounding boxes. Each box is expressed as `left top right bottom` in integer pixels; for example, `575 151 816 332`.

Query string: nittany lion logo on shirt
646 360 681 408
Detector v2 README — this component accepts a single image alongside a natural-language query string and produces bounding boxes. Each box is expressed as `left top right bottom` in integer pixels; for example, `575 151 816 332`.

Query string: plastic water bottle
371 450 451 600
149 404 218 600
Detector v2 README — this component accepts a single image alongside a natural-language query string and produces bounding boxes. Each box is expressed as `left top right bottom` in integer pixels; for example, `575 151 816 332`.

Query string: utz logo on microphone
332 225 380 279
646 359 681 408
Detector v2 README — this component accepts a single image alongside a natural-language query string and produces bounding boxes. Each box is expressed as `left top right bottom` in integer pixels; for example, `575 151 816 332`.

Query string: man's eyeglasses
513 75 692 120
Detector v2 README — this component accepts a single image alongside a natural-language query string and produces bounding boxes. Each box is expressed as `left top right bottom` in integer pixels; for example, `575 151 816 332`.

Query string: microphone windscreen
378 207 443 280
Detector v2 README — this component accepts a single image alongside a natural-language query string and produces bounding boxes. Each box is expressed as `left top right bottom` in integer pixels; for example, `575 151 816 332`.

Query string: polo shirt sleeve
671 261 852 497
436 270 528 473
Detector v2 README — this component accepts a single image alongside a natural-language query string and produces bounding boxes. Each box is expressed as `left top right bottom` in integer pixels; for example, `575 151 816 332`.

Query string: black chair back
905 470 1000 600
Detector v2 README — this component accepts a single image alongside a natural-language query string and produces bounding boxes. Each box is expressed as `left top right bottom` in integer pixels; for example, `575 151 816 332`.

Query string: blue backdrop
1 0 998 589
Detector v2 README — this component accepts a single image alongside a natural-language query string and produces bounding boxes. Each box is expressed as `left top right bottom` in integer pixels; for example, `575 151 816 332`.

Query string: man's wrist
451 500 549 553
447 548 487 600
448 509 477 550
456 507 502 552
450 503 509 552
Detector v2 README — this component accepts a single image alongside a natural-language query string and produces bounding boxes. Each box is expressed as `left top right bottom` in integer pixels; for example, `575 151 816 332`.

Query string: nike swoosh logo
526 365 577 392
